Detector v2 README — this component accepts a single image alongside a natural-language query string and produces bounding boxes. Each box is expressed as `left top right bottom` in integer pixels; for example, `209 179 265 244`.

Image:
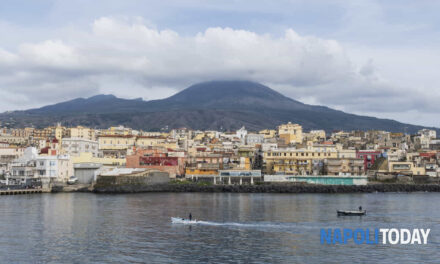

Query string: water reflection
0 192 439 263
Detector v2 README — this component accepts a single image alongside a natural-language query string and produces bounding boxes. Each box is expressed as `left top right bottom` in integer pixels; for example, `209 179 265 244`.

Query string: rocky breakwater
93 182 440 193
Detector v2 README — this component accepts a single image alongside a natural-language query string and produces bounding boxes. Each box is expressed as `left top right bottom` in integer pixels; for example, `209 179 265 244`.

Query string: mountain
0 80 436 133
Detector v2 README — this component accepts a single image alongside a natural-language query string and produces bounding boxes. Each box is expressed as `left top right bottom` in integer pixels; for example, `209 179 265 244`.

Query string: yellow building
193 133 205 141
0 135 28 145
303 130 326 142
99 126 132 136
135 136 179 150
388 161 426 175
54 124 65 141
277 122 303 144
135 136 166 147
72 152 125 166
185 168 218 176
11 128 33 138
32 127 54 139
264 148 337 175
259 129 276 139
67 126 96 140
98 135 136 150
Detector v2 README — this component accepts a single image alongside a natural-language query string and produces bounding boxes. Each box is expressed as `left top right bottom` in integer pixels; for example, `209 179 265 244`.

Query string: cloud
0 16 437 126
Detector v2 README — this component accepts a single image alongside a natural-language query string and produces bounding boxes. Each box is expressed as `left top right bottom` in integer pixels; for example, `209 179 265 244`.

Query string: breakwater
92 183 440 194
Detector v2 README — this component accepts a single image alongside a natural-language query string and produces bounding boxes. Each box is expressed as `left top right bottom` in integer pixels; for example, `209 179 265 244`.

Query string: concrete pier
0 189 46 195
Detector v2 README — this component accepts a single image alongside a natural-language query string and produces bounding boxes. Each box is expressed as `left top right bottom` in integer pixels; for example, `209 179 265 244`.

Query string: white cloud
0 16 437 126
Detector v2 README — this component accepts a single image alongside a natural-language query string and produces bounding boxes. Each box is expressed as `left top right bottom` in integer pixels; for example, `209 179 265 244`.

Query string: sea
0 192 439 263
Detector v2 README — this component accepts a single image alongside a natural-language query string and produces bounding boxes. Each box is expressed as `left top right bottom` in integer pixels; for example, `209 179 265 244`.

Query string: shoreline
90 183 440 194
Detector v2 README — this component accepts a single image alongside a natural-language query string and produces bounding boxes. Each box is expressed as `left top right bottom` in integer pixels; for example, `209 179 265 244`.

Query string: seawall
92 183 440 194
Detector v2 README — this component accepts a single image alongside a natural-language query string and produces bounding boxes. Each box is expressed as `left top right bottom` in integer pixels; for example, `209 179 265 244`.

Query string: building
264 148 337 175
98 135 136 158
259 129 276 139
136 136 165 147
0 144 24 173
8 147 38 186
236 127 247 144
7 147 73 185
0 134 28 145
126 147 185 178
388 161 425 176
356 150 382 171
326 158 365 176
62 138 99 157
99 126 132 136
72 152 125 166
66 126 96 140
264 175 368 185
304 130 326 142
419 129 436 139
36 155 73 182
40 138 60 156
245 134 264 145
187 169 261 185
278 122 303 144
73 163 102 184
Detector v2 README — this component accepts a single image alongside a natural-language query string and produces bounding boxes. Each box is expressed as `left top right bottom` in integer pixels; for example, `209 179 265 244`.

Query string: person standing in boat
189 213 192 221
359 206 362 211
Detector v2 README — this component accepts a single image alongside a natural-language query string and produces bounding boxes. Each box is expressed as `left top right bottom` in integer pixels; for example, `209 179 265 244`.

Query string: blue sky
0 0 439 127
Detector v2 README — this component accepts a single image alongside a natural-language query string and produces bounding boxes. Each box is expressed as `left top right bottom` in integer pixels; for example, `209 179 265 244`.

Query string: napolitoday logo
321 228 430 245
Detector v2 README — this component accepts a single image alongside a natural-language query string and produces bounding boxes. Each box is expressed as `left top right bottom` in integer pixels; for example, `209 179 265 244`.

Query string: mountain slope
0 80 436 133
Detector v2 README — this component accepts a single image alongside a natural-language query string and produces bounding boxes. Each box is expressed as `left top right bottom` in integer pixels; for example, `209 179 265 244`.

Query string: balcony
327 160 342 166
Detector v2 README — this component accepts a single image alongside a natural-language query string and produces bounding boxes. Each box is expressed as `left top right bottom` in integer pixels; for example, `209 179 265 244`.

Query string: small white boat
171 217 198 224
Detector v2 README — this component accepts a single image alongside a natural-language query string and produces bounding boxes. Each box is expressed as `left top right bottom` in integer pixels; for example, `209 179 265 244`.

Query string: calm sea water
1 192 439 263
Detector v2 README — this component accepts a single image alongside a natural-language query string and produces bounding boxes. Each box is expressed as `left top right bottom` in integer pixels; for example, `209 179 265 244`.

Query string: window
39 161 44 166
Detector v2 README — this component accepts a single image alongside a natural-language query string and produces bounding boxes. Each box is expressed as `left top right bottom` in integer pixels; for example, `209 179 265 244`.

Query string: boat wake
171 217 300 229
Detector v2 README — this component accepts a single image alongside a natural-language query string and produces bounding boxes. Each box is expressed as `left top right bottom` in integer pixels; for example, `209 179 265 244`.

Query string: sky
0 0 439 127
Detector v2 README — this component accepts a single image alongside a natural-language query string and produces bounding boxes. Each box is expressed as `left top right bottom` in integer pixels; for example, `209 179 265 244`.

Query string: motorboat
337 210 366 216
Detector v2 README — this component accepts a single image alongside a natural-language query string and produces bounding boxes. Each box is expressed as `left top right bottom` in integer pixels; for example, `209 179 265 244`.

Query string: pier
0 189 46 195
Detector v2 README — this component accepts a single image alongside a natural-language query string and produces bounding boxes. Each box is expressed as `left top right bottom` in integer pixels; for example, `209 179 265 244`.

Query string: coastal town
0 122 439 192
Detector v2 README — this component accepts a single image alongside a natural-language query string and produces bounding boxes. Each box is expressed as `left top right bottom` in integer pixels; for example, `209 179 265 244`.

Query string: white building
8 147 38 185
236 126 247 144
245 134 264 145
62 137 99 157
418 129 436 139
6 147 73 184
0 144 25 173
36 155 73 182
261 143 278 152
